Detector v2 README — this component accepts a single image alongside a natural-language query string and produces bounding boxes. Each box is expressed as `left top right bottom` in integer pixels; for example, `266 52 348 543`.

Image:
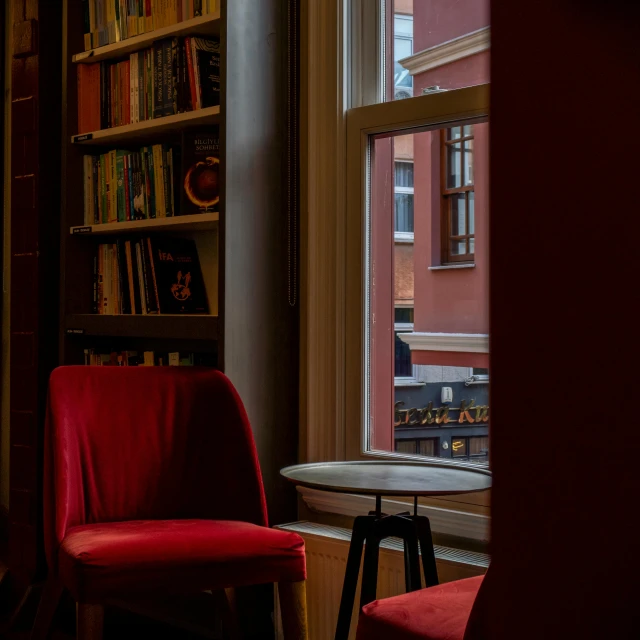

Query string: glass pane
446 143 462 188
395 307 414 323
469 192 475 234
464 140 474 185
395 193 414 232
469 436 489 460
473 367 489 376
450 194 466 235
463 125 473 137
451 438 468 458
385 0 490 103
395 332 413 376
418 439 437 457
396 441 417 454
393 14 413 98
448 127 462 140
395 161 414 188
368 122 489 462
450 239 466 256
469 238 475 254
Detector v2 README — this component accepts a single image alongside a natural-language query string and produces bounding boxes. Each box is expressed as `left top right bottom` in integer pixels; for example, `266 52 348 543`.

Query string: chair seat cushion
59 519 306 602
356 575 484 640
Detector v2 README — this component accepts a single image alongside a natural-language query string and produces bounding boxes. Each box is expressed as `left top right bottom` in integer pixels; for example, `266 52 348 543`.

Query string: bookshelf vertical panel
223 0 298 525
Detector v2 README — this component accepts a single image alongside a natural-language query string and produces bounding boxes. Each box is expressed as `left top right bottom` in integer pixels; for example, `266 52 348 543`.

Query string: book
149 236 208 313
181 129 220 215
77 63 101 134
153 41 164 119
190 37 220 109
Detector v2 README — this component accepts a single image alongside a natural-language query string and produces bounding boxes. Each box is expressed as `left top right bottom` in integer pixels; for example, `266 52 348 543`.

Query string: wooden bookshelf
70 212 219 235
65 314 218 340
61 0 299 524
72 12 221 64
71 106 221 145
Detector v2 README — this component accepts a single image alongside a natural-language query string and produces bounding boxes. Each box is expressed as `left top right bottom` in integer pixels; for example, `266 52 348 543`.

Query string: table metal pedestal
334 496 439 640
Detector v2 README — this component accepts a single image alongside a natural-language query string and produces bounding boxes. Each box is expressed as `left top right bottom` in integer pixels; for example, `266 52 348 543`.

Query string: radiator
274 521 489 640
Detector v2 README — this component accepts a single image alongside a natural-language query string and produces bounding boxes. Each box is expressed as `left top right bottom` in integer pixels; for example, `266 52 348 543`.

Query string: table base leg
334 509 440 640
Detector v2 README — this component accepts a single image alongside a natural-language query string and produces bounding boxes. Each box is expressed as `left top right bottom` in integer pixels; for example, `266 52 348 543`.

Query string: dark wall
485 1 640 637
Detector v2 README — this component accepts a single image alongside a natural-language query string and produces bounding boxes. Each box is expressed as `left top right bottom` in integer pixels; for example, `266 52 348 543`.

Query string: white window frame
301 0 490 536
394 160 414 241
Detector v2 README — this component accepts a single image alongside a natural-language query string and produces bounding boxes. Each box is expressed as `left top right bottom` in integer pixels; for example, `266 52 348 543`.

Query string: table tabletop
280 460 491 497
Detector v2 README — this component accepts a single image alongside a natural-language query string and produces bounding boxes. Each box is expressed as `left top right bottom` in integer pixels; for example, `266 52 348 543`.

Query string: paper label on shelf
73 133 94 143
72 226 92 234
66 328 85 335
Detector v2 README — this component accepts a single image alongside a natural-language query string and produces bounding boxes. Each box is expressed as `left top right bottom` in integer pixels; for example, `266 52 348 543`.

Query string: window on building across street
395 161 414 233
394 307 414 380
394 14 413 100
396 437 439 457
442 125 475 263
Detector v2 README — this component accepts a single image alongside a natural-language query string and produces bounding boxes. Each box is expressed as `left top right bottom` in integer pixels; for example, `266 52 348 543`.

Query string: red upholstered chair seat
356 575 484 640
59 519 306 602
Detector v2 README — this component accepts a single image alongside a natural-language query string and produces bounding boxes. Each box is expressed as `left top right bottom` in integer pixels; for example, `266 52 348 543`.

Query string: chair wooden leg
277 581 308 640
76 603 104 640
31 577 64 640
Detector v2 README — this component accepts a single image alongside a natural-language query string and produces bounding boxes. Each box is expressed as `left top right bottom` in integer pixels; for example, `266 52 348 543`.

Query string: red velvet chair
356 574 484 640
32 366 307 640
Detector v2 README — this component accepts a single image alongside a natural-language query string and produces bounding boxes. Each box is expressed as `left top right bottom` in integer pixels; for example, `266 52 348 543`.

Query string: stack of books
83 144 177 224
83 349 215 366
82 0 220 50
94 236 209 315
77 36 220 133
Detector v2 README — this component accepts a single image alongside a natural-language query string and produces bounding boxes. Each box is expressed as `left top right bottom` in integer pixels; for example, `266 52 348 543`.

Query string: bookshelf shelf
70 212 219 235
72 12 222 64
72 106 221 145
65 314 219 340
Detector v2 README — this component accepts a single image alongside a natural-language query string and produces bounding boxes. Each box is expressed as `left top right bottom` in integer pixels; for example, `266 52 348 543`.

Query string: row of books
82 131 219 224
77 36 219 133
82 0 219 51
83 348 215 366
94 236 208 315
83 145 177 224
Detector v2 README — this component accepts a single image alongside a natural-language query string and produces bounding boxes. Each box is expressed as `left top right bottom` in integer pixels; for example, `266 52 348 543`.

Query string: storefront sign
394 400 489 427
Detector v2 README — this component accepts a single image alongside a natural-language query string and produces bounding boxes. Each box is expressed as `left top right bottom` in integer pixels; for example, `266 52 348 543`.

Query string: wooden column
8 0 61 584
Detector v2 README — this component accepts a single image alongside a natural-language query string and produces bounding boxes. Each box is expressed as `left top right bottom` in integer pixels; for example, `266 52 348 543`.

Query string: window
394 307 415 381
466 367 489 386
394 15 413 99
442 125 475 263
396 437 439 457
394 161 414 234
451 436 489 462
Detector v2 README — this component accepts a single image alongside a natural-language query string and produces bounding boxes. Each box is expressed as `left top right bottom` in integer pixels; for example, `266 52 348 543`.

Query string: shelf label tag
73 133 93 143
66 328 85 335
72 226 92 234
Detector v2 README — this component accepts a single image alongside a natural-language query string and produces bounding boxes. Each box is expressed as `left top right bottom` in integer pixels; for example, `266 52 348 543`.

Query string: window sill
394 378 426 388
297 486 490 542
394 231 414 243
429 263 475 271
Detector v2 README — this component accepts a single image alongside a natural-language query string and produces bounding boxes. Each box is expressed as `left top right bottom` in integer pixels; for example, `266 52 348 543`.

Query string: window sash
345 84 490 465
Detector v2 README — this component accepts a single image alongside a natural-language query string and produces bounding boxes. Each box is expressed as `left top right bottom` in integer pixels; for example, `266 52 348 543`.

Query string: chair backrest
44 366 268 573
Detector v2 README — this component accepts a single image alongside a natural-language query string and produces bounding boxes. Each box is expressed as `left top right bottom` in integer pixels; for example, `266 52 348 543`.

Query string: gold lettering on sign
475 405 489 422
458 400 476 424
435 406 449 424
395 400 489 427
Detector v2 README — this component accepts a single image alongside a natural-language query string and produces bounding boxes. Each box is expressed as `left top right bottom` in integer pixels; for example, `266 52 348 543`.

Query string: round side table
281 460 491 640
